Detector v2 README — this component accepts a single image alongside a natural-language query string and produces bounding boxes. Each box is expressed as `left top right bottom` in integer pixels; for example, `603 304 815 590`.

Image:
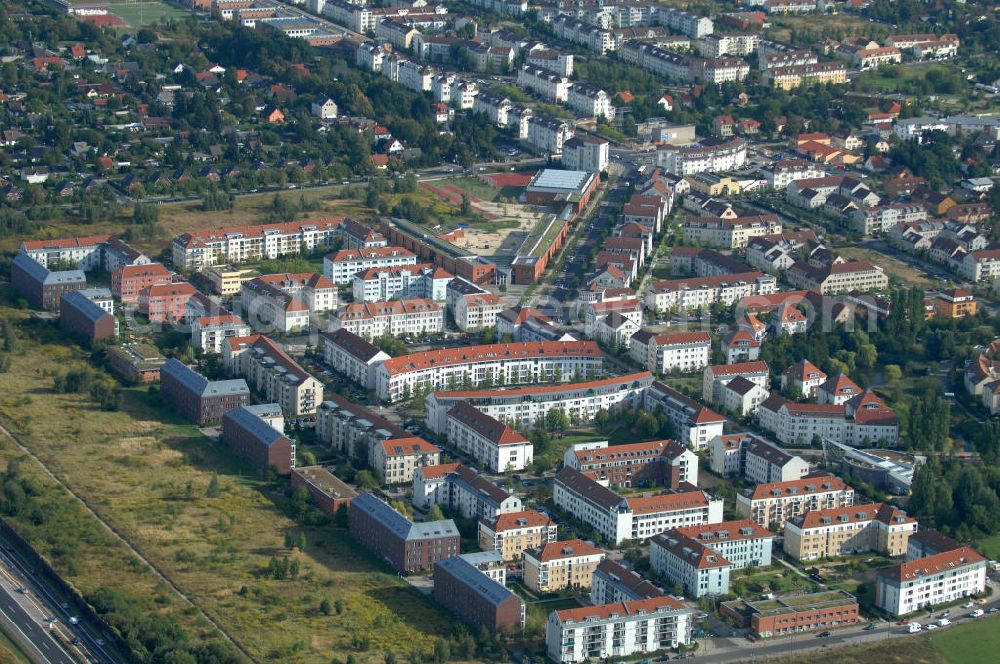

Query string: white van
937 618 951 627
908 623 922 633
970 608 985 618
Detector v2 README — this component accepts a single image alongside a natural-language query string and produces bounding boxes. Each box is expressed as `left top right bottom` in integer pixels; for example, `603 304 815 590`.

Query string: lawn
975 533 1000 559
764 638 944 664
0 630 30 664
0 309 453 662
928 614 1000 664
836 246 936 289
109 1 194 27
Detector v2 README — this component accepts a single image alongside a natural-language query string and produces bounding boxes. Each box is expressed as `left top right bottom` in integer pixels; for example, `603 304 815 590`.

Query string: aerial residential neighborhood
0 1 999 664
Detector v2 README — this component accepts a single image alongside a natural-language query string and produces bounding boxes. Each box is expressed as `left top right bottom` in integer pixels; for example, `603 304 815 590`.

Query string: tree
545 408 569 435
133 203 160 225
320 598 332 615
206 473 220 498
433 638 450 663
426 504 445 521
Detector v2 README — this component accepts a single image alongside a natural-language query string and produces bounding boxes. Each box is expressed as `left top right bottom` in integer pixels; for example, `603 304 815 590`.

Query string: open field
0 630 30 664
108 1 194 27
975 533 1000 559
763 637 943 664
0 309 453 662
929 614 1000 664
836 245 936 289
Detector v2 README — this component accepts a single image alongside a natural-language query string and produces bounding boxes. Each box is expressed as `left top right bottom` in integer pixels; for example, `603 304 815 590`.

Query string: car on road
925 623 939 631
695 613 709 619
896 619 909 625
15 587 27 594
937 618 951 627
70 637 81 646
970 609 985 618
817 631 831 638
68 616 79 625
908 623 922 633
864 623 877 631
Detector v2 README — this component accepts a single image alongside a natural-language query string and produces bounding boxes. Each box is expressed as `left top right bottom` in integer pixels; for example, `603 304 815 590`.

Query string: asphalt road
0 584 75 664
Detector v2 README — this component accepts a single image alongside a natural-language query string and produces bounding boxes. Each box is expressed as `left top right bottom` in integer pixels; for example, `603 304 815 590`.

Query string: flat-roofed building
348 492 460 573
784 503 917 561
736 475 854 528
721 590 860 638
160 358 250 425
546 597 692 663
479 510 558 561
524 169 599 212
433 556 525 637
290 466 357 516
320 329 390 389
107 344 165 383
444 402 533 472
876 547 986 616
523 539 606 593
221 406 295 474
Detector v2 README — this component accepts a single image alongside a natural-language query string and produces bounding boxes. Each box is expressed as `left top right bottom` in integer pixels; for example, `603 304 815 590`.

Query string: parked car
925 623 939 631
864 623 877 631
908 623 922 633
970 609 985 618
937 618 951 627
817 631 831 638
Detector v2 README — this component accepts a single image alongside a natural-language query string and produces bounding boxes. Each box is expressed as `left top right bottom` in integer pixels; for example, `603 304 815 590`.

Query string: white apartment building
455 293 504 332
375 341 603 402
682 214 783 249
426 372 653 433
473 90 513 127
699 33 759 58
518 65 570 103
443 402 533 473
643 380 726 450
876 547 986 617
853 204 928 236
656 7 714 39
191 314 251 354
546 597 693 664
567 82 614 120
709 433 810 484
411 463 521 519
757 392 900 447
319 328 390 390
224 335 324 417
554 467 723 545
702 361 771 402
527 115 574 156
562 135 610 173
331 299 444 339
352 264 453 302
315 393 411 458
253 272 337 312
523 540 606 594
323 246 418 285
526 50 574 76
736 475 855 528
239 279 311 333
171 220 344 270
629 330 711 374
397 59 435 93
649 531 732 597
759 160 826 189
657 137 747 176
645 272 778 313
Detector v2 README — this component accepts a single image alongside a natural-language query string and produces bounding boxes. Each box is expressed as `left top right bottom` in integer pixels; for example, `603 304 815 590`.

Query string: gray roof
436 556 518 607
77 287 113 300
61 290 112 323
223 407 287 446
244 403 284 420
161 358 249 397
352 492 459 541
458 551 504 567
13 253 86 286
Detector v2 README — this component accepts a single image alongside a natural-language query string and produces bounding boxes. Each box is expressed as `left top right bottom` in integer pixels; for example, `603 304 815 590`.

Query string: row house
644 272 777 313
253 272 336 312
649 532 731 597
526 49 574 76
657 137 748 175
699 32 759 58
443 401 533 473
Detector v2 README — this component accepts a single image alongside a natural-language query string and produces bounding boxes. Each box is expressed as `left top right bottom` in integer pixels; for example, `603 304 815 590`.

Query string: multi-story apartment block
203 266 259 297
590 559 664 605
563 440 697 490
223 335 323 417
853 204 928 235
562 135 610 173
526 115 574 156
554 467 723 545
221 405 295 475
139 282 198 323
764 62 848 90
433 556 525 637
160 358 250 425
518 65 570 103
628 330 711 374
239 278 311 333
759 159 826 189
682 214 782 249
702 361 770 402
324 246 418 285
656 7 714 38
191 314 251 354
523 540 606 593
721 330 761 364
699 32 759 58
657 137 747 175
759 391 900 447
319 328 390 390
736 475 855 528
443 402 533 473
10 254 87 311
352 263 453 302
566 82 614 120
412 463 521 520
675 520 774 569
59 290 117 346
643 381 726 450
710 433 810 484
372 437 441 485
473 90 513 127
787 260 888 294
172 219 344 270
455 292 504 332
348 492 459 573
691 57 750 83
331 299 444 339
112 262 174 303
645 272 777 313
546 597 692 664
375 341 603 402
425 372 651 433
784 503 917 561
649 530 731 597
253 272 337 312
527 49 574 76
317 391 414 458
19 234 110 270
479 510 557 561
782 359 828 398
875 547 985 617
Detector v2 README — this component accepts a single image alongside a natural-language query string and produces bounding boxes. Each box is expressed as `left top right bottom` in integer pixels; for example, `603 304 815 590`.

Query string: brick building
59 290 117 345
139 282 198 322
107 344 165 383
11 254 86 311
290 466 357 516
160 358 250 425
721 590 861 638
221 406 295 474
112 263 174 303
348 492 460 573
433 556 525 636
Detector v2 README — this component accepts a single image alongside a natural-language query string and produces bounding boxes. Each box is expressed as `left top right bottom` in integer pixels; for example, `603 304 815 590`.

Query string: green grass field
929 614 1000 664
108 1 194 27
975 534 1000 559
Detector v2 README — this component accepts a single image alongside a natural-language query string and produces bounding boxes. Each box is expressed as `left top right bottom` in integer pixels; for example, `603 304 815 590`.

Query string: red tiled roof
417 462 461 480
486 509 554 532
21 234 111 251
627 489 709 515
790 502 914 530
555 596 684 623
174 219 344 248
380 437 440 457
432 372 650 400
747 475 849 501
879 546 985 583
525 539 604 563
707 361 769 376
382 341 602 377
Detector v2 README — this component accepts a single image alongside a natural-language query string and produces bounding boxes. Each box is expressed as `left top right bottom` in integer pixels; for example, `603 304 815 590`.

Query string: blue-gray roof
223 407 287 446
244 403 284 420
436 556 519 607
162 359 249 397
13 253 86 286
352 493 459 541
458 551 504 567
61 290 112 323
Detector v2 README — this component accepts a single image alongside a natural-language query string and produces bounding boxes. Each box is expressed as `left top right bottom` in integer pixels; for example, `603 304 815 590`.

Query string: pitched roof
555 596 685 623
789 502 914 530
484 510 554 533
381 341 602 377
524 539 604 563
879 546 986 583
676 519 772 543
321 328 386 362
650 531 731 569
707 361 769 376
626 489 710 515
447 402 529 446
380 437 440 457
745 475 850 501
432 372 651 400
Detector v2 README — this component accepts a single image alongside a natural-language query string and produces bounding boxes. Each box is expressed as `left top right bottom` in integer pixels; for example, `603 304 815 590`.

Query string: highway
0 566 76 664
